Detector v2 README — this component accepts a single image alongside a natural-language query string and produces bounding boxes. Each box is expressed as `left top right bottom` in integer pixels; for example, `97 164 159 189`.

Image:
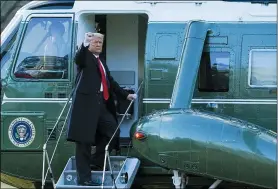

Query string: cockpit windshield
13 17 72 80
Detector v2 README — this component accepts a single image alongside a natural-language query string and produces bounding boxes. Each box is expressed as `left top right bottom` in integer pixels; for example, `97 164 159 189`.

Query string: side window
13 17 72 80
249 49 276 87
198 51 230 92
1 26 19 80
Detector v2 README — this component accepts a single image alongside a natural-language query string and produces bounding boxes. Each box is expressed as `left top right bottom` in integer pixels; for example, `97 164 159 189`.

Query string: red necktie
97 57 109 100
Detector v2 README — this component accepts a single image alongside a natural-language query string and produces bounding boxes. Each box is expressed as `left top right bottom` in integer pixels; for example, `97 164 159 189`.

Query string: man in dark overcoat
66 32 136 186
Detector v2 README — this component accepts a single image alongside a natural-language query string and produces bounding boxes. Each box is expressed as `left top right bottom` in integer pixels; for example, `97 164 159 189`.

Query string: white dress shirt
83 42 106 91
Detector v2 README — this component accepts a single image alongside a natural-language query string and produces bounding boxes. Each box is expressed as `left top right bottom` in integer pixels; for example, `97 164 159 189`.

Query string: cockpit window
13 17 72 80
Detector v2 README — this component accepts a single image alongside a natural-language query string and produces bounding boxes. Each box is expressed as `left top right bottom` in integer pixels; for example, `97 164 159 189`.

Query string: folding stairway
55 156 140 188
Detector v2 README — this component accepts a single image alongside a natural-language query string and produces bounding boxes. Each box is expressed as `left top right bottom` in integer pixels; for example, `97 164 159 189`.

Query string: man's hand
127 94 137 101
83 32 94 46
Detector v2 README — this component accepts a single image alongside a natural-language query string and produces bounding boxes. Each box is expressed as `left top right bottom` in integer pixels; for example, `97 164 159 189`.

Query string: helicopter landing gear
172 170 189 189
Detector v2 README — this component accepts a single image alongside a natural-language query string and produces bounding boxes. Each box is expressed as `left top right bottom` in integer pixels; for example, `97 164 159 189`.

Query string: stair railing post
45 150 56 188
41 70 83 189
101 146 109 189
42 144 46 189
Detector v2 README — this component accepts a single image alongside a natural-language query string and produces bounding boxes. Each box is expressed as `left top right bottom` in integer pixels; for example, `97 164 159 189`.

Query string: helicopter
131 21 277 189
1 0 276 189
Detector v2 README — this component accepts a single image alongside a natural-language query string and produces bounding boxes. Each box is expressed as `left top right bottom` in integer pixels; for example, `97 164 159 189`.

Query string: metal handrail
41 70 143 189
101 80 144 189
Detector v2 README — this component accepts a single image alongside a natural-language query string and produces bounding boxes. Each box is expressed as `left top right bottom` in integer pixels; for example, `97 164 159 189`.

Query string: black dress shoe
78 180 100 186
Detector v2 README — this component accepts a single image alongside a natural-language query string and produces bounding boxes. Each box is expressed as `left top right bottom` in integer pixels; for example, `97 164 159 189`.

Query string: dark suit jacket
66 43 129 144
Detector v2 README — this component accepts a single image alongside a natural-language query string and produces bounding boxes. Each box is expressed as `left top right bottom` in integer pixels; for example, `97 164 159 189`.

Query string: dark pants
75 95 119 184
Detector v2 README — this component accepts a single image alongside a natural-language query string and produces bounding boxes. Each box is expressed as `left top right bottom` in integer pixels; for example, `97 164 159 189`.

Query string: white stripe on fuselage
1 95 277 105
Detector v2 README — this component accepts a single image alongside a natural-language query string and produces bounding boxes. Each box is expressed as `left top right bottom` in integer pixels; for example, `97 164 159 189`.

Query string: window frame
1 24 20 79
11 13 75 82
1 14 22 47
247 48 276 88
193 47 236 99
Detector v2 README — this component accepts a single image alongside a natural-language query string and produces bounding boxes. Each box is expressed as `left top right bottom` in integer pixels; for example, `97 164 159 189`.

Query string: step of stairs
55 156 140 189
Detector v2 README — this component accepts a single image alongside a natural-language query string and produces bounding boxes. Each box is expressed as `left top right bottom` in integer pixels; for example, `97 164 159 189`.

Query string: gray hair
91 33 104 40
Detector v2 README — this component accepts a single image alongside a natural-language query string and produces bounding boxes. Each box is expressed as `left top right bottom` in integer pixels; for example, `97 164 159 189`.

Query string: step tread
55 156 140 189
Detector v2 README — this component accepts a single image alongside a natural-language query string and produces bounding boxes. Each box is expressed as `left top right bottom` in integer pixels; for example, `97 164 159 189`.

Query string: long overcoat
66 44 129 145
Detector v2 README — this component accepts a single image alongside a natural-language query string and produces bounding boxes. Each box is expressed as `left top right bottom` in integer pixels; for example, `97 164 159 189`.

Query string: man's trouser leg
75 142 92 183
91 101 119 169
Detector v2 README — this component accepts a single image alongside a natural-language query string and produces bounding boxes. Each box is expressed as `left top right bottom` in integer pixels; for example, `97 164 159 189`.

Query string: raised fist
84 32 94 44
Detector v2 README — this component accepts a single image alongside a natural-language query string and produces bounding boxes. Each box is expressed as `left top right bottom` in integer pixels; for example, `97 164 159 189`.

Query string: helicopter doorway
75 13 148 144
50 13 148 189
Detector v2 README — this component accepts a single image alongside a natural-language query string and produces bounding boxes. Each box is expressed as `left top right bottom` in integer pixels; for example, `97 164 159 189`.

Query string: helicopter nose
130 118 150 143
130 114 161 157
131 116 160 142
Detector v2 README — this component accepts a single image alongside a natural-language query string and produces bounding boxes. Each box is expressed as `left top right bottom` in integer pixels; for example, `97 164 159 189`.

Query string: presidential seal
8 117 36 147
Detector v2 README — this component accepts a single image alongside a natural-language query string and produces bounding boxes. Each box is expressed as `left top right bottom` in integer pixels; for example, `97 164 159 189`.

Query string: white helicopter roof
73 1 276 22
1 0 276 46
17 0 276 22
